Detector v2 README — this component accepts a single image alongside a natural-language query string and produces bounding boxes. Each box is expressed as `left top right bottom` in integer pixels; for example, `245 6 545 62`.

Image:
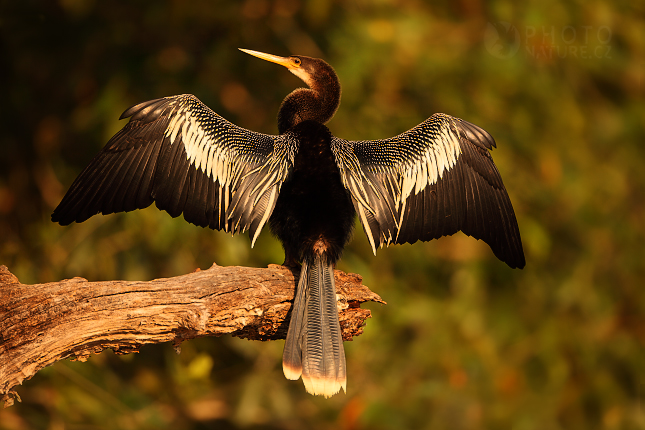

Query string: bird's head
239 48 341 132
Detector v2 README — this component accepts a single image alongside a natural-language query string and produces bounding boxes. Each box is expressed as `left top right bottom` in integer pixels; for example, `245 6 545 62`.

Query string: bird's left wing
52 94 296 246
332 113 525 268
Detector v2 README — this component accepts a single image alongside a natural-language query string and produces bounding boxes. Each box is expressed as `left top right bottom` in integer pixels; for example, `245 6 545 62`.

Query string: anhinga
52 49 525 398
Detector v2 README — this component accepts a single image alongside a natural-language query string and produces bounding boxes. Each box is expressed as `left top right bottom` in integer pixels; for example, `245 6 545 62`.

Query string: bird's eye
292 57 302 67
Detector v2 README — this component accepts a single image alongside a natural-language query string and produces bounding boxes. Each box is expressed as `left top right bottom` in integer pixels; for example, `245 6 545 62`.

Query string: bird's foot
282 252 301 270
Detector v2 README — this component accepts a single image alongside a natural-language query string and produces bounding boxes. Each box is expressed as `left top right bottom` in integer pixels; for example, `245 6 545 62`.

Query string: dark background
1 0 644 429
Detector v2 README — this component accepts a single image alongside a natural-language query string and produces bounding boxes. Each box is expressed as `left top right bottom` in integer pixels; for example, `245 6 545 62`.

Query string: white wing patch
164 108 238 187
395 123 462 236
402 124 462 201
161 96 290 243
338 115 464 254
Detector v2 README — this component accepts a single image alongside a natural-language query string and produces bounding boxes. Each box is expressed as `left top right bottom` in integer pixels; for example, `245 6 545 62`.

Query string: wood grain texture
0 263 384 407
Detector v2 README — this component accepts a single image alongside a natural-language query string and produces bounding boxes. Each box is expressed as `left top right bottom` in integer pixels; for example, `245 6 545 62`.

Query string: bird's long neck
277 67 341 134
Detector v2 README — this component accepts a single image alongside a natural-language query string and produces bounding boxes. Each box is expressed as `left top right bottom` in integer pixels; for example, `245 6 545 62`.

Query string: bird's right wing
332 113 525 268
52 94 296 246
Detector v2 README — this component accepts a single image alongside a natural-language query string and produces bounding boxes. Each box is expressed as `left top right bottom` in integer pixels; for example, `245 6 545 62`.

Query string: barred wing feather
52 94 295 246
332 113 525 268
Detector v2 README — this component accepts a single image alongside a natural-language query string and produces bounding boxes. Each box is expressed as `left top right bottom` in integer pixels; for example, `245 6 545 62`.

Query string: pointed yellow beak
239 48 300 70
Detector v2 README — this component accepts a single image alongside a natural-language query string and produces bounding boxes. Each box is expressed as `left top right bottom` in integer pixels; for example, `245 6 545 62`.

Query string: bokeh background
1 0 644 429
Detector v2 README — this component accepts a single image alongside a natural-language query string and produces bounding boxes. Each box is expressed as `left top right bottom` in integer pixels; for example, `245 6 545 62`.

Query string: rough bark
0 263 384 407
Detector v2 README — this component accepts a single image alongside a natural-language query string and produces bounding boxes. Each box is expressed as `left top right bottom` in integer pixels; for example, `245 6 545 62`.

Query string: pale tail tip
283 362 302 381
302 375 347 399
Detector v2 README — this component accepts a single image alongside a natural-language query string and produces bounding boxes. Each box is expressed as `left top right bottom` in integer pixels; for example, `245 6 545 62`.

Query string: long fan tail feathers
282 263 307 381
282 254 347 398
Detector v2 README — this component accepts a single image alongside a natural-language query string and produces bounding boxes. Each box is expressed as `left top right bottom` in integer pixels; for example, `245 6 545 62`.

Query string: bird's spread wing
332 113 525 268
52 94 296 246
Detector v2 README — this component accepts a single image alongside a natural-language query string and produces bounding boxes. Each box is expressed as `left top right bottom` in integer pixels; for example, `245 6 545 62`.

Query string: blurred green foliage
1 0 644 429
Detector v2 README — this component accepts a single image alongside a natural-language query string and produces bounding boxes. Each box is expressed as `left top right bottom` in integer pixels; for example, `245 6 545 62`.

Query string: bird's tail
282 252 346 397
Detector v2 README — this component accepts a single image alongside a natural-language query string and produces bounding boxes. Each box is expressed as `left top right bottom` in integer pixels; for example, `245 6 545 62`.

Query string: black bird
52 49 525 397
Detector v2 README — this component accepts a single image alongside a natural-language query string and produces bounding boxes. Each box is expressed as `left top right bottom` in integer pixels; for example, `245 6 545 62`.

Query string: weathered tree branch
0 263 384 407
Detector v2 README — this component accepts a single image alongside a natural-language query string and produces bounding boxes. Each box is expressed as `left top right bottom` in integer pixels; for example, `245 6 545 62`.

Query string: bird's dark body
270 121 355 266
